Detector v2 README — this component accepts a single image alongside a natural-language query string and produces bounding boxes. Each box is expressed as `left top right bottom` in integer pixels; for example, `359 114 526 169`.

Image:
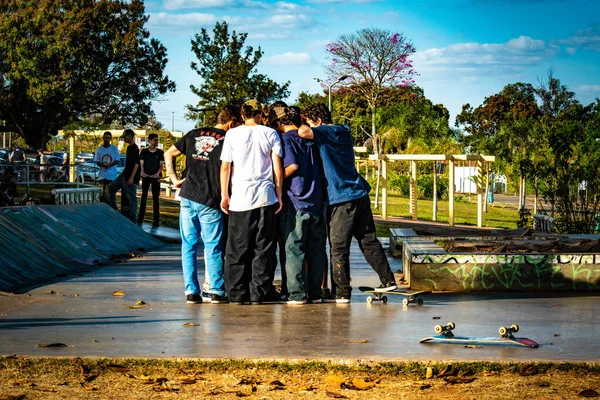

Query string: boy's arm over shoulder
298 124 314 140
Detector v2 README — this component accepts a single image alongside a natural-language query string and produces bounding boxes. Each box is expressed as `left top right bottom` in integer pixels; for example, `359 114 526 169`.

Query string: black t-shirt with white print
175 127 226 209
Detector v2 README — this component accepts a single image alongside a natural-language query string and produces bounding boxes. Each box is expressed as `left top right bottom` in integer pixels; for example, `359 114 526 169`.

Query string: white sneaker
287 299 307 305
335 297 350 304
374 282 397 292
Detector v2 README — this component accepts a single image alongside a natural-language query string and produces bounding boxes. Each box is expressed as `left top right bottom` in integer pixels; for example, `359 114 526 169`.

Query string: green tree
0 0 176 148
325 28 417 208
187 21 290 122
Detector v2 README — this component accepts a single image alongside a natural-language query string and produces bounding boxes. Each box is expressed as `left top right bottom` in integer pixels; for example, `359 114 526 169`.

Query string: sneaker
210 294 228 304
374 282 397 292
186 294 202 304
310 298 322 304
263 292 284 304
287 298 307 305
335 297 350 304
200 290 212 303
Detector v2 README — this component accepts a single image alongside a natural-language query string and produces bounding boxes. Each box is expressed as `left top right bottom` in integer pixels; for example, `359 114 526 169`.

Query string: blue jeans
107 173 138 223
282 203 326 301
180 198 226 296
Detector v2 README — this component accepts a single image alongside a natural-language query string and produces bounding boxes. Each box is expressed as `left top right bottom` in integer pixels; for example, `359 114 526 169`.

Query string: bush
417 174 448 199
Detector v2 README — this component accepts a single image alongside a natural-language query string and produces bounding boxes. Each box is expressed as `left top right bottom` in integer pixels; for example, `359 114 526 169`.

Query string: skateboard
358 286 431 305
419 322 539 348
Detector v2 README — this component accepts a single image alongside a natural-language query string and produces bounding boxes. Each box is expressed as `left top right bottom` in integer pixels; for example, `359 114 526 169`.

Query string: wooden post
433 161 438 221
410 160 417 220
477 159 484 228
449 160 455 227
69 136 75 183
381 157 388 221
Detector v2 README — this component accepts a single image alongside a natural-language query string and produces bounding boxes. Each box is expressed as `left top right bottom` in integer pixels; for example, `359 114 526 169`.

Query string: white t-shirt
220 124 282 212
93 144 120 180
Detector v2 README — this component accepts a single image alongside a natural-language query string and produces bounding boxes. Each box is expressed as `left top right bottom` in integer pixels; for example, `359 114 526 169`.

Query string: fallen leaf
426 367 433 379
10 379 32 386
554 333 561 337
136 300 147 305
324 373 346 389
82 374 99 383
465 345 479 348
579 389 599 397
36 343 68 348
326 391 348 398
106 363 129 373
519 364 538 376
92 339 99 342
444 376 476 384
183 322 199 327
432 316 441 319
437 365 457 378
73 294 79 297
351 378 375 390
483 371 496 376
112 290 126 296
420 384 431 390
124 304 147 309
177 377 197 385
343 339 369 344
80 383 98 391
0 395 26 400
50 290 58 295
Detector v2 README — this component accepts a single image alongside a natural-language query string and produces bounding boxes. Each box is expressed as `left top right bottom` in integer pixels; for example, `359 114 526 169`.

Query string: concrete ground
1 235 599 363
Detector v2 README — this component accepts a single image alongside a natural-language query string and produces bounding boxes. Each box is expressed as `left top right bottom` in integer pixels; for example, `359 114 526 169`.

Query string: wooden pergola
356 151 495 228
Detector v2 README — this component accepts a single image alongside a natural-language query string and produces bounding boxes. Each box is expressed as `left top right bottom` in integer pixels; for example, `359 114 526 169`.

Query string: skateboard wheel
382 296 388 303
434 324 443 334
447 322 455 330
499 326 507 336
402 298 409 306
510 324 519 332
367 296 373 304
417 298 424 305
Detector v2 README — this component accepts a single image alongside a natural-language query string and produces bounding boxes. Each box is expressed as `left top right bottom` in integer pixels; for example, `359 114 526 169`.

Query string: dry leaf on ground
112 291 126 296
579 389 599 397
426 367 434 379
35 343 68 348
351 378 375 390
136 300 147 305
437 365 457 377
326 391 348 398
343 339 369 344
520 364 538 376
444 376 476 384
124 304 147 309
183 322 199 327
106 363 129 373
0 394 26 400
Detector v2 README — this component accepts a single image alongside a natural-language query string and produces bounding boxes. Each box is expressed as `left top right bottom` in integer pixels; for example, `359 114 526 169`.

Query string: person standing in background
108 129 140 223
94 131 120 203
137 133 164 228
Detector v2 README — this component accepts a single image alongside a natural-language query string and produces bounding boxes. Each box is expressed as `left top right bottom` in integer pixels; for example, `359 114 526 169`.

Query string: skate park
1 203 599 363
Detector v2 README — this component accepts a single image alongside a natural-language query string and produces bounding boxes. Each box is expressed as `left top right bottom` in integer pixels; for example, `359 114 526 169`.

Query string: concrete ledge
389 228 417 258
0 203 163 292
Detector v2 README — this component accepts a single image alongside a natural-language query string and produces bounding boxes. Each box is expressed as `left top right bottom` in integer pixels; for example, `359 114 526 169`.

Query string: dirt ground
0 358 599 400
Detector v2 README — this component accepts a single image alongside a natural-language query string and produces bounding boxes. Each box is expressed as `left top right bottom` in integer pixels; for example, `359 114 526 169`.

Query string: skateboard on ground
358 286 431 305
419 322 539 348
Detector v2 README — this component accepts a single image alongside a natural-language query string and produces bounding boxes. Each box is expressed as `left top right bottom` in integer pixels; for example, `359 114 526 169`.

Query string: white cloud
579 85 600 92
308 0 377 3
148 12 218 27
163 0 236 10
413 35 558 73
560 26 600 52
566 47 577 55
263 52 312 65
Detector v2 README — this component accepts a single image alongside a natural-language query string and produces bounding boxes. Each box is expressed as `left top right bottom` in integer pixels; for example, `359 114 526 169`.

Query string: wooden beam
449 160 455 227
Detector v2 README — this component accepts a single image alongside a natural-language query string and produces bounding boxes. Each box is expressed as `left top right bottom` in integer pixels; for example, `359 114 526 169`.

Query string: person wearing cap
94 131 120 202
108 129 140 223
271 106 326 305
298 103 397 303
165 105 241 305
137 133 164 228
220 99 284 305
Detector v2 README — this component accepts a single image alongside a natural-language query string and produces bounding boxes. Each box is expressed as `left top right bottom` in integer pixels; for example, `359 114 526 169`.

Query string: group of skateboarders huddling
164 101 398 305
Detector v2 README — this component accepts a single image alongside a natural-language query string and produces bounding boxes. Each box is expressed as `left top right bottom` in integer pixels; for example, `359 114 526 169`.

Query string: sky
144 0 600 133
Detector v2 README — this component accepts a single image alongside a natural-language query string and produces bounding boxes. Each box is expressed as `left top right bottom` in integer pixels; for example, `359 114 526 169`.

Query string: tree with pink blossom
325 28 417 207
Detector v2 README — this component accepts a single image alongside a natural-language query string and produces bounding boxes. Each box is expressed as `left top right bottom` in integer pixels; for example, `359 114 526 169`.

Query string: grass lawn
369 192 520 229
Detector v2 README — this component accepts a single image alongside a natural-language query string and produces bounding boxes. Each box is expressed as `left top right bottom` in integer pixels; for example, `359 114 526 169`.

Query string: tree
0 0 176 148
325 28 417 207
187 21 290 121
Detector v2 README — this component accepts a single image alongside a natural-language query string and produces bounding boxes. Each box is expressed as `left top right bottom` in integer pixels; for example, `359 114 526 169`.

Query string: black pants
327 195 395 298
225 205 277 302
137 177 160 226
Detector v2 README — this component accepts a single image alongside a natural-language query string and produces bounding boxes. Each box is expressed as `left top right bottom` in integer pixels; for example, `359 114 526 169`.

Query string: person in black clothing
108 129 140 223
137 133 165 227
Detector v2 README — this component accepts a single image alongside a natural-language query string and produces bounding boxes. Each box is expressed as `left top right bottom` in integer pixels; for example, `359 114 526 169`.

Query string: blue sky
145 0 600 133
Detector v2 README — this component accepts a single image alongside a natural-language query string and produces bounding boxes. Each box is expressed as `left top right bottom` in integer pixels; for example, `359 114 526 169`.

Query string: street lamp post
313 75 350 111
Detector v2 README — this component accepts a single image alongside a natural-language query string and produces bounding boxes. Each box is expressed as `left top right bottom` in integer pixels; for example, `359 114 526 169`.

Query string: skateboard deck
358 286 431 305
419 323 538 348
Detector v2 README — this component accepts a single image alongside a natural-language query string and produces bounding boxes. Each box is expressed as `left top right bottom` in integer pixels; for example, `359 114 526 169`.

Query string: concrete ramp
0 203 163 292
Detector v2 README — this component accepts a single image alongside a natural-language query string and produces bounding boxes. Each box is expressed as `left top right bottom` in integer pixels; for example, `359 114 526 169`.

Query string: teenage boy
165 105 241 304
138 133 165 227
271 106 326 304
94 131 120 202
108 129 140 223
220 100 284 305
299 103 397 303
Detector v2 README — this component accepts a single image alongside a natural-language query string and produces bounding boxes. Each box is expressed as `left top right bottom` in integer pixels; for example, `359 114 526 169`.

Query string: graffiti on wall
415 253 600 291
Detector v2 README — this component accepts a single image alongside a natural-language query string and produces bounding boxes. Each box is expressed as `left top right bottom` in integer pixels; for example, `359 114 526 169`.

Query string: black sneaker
374 282 397 292
210 294 228 304
186 294 202 304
